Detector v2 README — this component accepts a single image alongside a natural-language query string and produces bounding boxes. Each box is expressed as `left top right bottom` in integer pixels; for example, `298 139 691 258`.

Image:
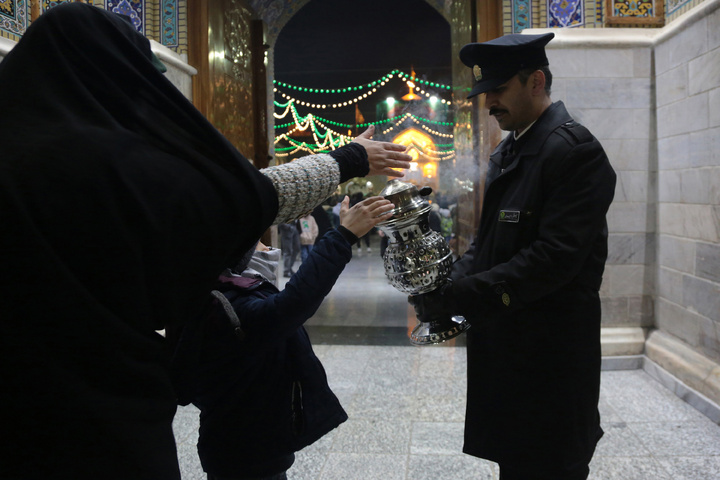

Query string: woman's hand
339 195 394 238
352 125 411 178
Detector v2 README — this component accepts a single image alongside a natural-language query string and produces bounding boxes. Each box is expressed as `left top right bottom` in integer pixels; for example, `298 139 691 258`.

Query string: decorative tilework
548 0 584 27
144 0 156 38
537 0 548 28
41 0 72 13
1 0 16 18
667 0 693 15
503 0 514 33
583 0 598 27
503 0 670 29
0 0 27 37
666 0 703 21
106 0 144 32
1 0 185 52
251 0 304 44
176 0 186 54
161 0 178 47
513 0 532 31
611 0 656 18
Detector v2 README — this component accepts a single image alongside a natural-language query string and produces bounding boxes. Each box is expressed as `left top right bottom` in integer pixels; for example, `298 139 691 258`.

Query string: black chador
0 4 278 479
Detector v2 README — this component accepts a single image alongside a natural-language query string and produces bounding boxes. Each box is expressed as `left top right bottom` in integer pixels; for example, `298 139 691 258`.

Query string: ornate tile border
0 0 27 38
41 0 72 14
106 0 144 31
548 0 585 27
160 0 178 47
667 0 698 16
513 0 532 31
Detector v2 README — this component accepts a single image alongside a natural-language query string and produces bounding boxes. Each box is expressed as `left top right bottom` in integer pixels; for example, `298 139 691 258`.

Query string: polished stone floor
174 233 720 480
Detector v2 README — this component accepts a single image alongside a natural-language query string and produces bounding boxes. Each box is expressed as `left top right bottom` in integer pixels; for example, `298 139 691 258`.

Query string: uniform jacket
170 228 352 478
451 101 616 472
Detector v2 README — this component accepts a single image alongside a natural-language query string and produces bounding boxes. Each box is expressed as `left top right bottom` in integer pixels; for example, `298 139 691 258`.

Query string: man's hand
352 125 412 177
339 195 394 238
408 284 455 323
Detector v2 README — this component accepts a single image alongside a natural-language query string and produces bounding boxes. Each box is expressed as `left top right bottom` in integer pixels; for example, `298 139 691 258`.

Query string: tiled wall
655 3 720 363
667 0 709 21
0 0 27 40
0 0 187 53
503 0 711 31
504 0 603 31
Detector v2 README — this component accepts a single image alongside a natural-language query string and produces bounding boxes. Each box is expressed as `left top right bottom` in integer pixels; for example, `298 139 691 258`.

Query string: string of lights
406 146 456 161
378 113 453 138
274 70 453 110
275 137 456 160
274 101 453 130
274 105 354 151
274 111 455 158
274 137 339 157
274 69 451 94
273 69 456 161
395 70 452 90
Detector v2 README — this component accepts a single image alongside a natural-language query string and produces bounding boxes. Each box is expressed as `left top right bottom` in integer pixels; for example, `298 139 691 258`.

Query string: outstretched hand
339 195 394 238
352 125 412 178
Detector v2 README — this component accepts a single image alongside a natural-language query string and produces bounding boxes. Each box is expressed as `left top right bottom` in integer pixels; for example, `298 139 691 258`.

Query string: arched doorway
185 0 503 343
187 0 502 251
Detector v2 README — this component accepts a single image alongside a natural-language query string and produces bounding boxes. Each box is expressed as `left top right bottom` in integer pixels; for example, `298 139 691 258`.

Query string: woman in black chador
0 4 409 479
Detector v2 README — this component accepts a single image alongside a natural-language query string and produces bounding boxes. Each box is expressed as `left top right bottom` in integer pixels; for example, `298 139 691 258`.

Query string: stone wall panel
682 275 720 321
657 92 709 138
658 234 696 273
656 65 688 107
654 16 708 74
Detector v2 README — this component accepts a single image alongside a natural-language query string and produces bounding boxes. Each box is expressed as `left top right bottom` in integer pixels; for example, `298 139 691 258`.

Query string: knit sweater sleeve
260 153 341 225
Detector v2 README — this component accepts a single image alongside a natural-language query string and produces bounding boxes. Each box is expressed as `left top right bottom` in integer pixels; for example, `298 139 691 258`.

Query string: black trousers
499 463 590 480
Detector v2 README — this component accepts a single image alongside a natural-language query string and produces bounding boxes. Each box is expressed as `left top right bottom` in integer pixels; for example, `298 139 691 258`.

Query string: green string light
272 72 395 94
274 105 455 130
273 69 451 94
276 137 454 156
396 70 452 90
274 68 455 149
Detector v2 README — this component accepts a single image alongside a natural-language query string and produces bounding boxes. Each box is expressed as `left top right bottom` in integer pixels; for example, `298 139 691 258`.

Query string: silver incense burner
377 179 470 345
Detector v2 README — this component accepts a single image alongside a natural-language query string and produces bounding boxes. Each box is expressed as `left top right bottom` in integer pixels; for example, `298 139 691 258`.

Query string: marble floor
173 233 720 480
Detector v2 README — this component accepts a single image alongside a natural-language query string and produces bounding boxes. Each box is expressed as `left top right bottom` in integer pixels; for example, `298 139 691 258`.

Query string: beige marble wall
524 28 656 348
654 0 720 365
527 0 720 409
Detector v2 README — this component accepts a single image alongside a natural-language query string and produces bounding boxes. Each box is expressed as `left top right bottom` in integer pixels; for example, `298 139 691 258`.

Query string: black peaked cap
460 32 555 98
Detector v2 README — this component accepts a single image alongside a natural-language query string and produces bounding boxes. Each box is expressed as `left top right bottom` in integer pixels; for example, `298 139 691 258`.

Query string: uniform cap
460 33 554 98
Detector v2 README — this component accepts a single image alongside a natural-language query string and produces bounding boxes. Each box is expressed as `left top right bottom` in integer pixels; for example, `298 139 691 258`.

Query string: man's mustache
489 108 506 116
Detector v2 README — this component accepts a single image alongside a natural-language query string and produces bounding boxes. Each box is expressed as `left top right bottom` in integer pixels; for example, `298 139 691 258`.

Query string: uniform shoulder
553 120 594 146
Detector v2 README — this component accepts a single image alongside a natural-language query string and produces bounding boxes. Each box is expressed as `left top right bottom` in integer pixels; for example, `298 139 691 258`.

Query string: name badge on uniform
498 210 520 223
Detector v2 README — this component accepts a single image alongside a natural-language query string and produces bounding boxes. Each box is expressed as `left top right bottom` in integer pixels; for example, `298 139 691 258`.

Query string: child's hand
339 195 394 238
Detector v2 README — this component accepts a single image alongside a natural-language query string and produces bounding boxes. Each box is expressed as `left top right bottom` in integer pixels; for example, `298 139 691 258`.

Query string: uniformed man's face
484 74 535 134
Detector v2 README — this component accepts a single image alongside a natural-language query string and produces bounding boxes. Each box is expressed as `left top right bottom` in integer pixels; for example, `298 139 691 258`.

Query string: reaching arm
261 126 410 225
232 196 393 342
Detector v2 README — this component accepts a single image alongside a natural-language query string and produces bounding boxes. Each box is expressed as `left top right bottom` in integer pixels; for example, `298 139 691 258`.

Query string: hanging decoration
274 68 456 161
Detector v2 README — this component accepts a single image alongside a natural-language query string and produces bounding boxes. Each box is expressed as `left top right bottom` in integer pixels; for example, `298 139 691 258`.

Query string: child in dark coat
171 195 394 480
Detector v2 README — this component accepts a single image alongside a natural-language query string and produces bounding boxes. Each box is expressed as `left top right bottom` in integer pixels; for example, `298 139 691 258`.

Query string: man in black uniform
412 33 616 479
